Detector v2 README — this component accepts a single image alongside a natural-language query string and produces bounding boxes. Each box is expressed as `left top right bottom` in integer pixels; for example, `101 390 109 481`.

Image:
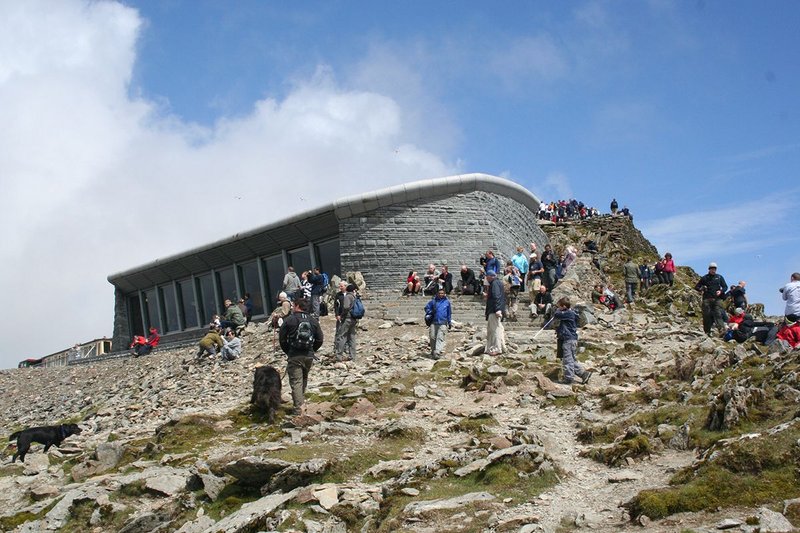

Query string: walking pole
533 317 555 339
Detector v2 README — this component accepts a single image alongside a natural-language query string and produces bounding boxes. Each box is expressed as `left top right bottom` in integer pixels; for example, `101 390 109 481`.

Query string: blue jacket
485 256 501 275
554 308 578 340
512 252 529 274
309 273 326 295
425 296 452 326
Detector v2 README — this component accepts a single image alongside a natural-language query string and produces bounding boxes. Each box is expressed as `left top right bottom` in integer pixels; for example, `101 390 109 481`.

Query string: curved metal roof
108 173 540 292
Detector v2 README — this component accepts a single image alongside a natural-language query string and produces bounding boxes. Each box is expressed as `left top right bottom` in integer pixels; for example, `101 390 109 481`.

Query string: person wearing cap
695 263 728 336
528 252 544 296
775 314 800 350
780 273 800 317
484 269 506 356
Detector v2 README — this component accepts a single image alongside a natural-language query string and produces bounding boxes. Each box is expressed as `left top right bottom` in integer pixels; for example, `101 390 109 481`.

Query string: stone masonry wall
339 191 548 291
111 287 130 354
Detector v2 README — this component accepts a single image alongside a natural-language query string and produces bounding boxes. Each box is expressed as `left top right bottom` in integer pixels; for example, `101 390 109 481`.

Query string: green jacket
224 304 246 326
623 262 639 284
199 332 224 350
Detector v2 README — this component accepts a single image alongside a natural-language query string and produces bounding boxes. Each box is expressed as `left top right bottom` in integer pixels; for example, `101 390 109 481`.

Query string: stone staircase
363 290 551 332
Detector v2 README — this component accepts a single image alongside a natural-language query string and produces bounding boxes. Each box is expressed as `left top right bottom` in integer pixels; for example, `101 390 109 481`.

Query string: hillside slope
0 216 797 533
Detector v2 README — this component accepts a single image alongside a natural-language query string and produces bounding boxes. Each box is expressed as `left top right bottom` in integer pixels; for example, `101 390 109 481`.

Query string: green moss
584 434 652 467
373 463 560 532
450 415 498 436
59 499 96 533
204 483 263 520
629 428 800 519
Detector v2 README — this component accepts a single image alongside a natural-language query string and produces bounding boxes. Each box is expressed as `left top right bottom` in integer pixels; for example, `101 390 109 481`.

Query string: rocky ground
0 218 798 533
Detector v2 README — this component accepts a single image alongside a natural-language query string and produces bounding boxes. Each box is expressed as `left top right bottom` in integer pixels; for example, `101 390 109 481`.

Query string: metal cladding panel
181 255 213 272
161 262 193 279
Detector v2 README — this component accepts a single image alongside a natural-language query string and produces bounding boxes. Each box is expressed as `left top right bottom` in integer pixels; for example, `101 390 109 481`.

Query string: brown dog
9 423 82 462
251 366 282 423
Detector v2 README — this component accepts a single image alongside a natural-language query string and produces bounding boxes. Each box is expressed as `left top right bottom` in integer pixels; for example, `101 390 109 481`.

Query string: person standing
554 297 591 385
309 267 326 318
282 267 301 299
279 298 323 415
729 281 748 312
661 253 676 286
424 287 452 359
541 244 558 291
695 262 728 336
623 258 639 304
610 198 618 215
528 253 544 295
484 270 506 356
511 246 529 292
334 284 358 361
780 273 800 317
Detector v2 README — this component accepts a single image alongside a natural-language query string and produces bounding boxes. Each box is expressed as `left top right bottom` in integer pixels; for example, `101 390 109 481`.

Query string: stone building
107 173 546 349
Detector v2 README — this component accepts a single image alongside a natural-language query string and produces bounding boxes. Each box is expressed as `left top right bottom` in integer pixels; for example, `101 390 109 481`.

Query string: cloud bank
0 1 455 368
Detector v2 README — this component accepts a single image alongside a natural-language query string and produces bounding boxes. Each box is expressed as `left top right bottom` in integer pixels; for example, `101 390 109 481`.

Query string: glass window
177 279 199 329
196 273 217 324
216 267 238 303
238 261 264 316
315 239 341 278
263 254 285 312
159 284 179 333
142 289 159 332
128 294 144 337
288 247 312 277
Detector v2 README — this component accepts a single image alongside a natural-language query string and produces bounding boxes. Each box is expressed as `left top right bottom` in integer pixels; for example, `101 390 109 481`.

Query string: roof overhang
108 173 540 293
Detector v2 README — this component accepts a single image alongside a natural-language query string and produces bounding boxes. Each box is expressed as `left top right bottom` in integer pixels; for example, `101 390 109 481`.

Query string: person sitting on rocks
458 265 480 295
604 285 622 311
404 271 421 295
422 264 440 295
424 287 452 359
219 298 246 333
774 314 800 350
197 325 224 360
220 328 243 361
531 285 553 321
735 313 775 344
130 327 160 357
439 265 454 294
724 308 746 342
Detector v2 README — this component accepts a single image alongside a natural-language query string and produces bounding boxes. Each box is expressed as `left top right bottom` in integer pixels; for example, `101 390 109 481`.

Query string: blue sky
0 1 797 368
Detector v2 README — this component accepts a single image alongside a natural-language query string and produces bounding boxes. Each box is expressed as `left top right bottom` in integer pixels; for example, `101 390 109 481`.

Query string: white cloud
0 1 456 368
639 192 797 261
542 172 574 200
486 35 569 89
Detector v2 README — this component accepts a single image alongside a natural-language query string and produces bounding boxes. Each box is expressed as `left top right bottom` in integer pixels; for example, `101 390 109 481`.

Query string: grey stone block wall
111 287 130 353
339 191 548 291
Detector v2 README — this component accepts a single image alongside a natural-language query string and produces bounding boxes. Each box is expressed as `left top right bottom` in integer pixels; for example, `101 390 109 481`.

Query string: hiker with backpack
279 297 323 415
424 287 452 359
334 283 362 362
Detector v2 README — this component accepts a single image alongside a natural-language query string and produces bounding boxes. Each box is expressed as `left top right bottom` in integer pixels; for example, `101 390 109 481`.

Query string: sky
1 0 797 369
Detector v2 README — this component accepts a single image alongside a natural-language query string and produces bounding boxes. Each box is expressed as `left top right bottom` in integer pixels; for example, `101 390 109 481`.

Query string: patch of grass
450 414 498 436
551 395 579 408
59 499 96 533
584 434 652 467
628 427 800 519
373 463 560 532
0 500 56 531
204 483 262 520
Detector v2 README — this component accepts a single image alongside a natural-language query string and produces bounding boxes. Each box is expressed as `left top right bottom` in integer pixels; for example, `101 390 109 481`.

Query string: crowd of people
126 197 800 411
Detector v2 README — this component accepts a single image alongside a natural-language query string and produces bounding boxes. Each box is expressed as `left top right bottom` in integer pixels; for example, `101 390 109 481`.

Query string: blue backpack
350 295 365 319
321 272 330 288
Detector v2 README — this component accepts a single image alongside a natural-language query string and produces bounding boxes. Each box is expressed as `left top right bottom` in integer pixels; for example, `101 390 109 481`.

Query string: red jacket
777 322 800 348
662 259 676 273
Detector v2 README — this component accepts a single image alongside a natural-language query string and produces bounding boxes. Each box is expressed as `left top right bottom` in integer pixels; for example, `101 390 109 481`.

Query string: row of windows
127 239 341 336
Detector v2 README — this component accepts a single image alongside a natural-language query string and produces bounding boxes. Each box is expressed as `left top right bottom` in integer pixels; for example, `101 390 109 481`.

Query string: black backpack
290 315 315 351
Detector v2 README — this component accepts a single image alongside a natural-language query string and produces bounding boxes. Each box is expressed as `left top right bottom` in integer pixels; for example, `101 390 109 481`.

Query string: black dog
9 423 82 463
251 365 282 423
